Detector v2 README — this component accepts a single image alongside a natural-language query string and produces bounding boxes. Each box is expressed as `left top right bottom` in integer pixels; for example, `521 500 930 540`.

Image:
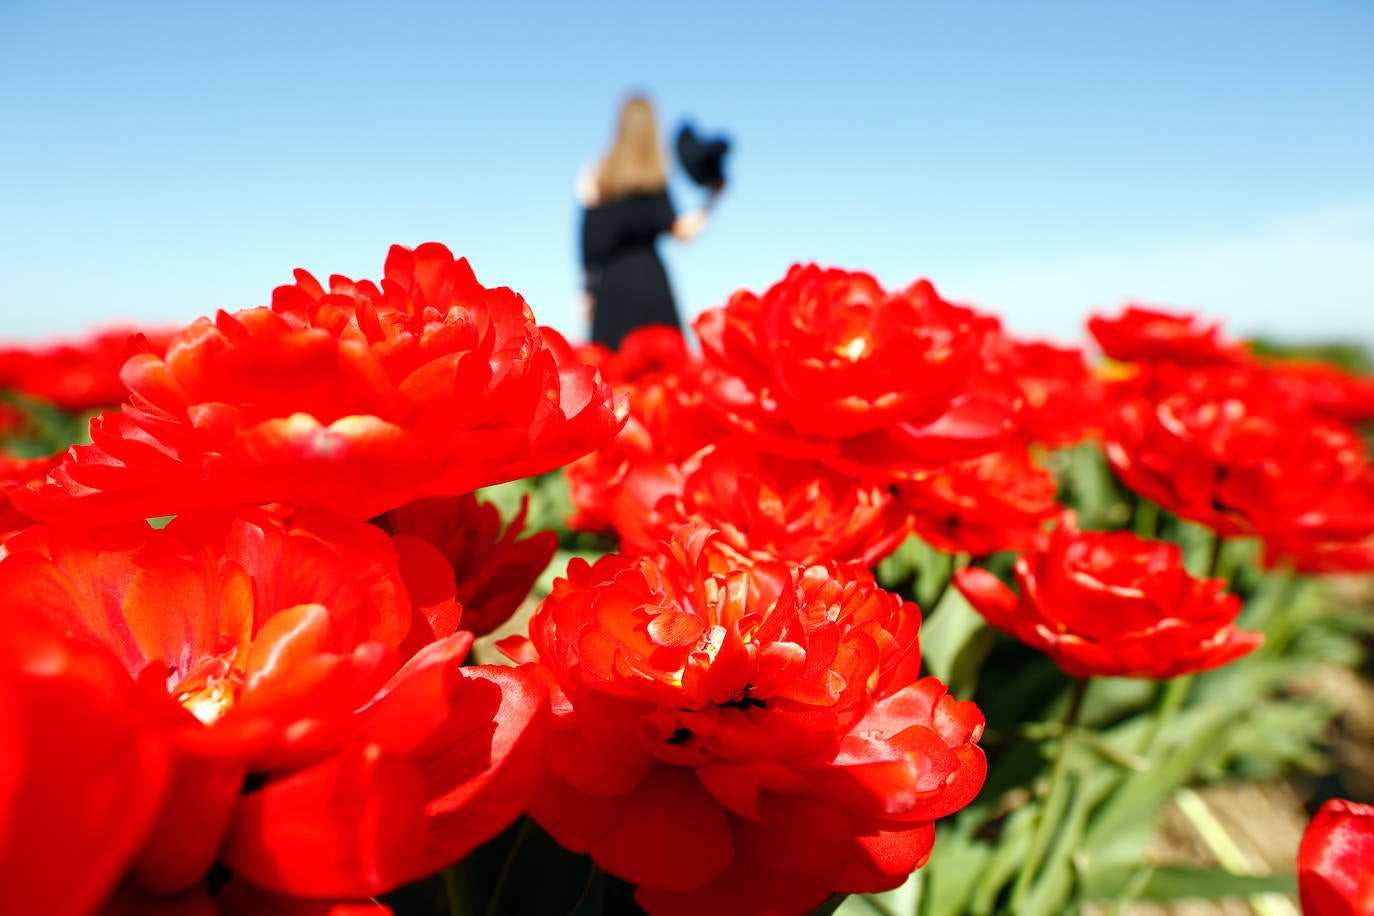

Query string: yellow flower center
171 653 244 725
837 336 868 361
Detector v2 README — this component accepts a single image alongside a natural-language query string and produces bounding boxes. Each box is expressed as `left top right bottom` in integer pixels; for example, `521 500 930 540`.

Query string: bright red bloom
1264 359 1374 426
1105 363 1374 543
986 337 1105 447
0 507 548 910
608 328 722 462
0 326 176 412
566 432 687 545
1298 798 1374 916
377 493 558 636
565 335 724 536
693 265 1018 482
1262 534 1374 575
616 438 914 568
597 325 694 386
954 514 1262 679
1087 305 1245 367
19 243 625 524
572 340 614 373
502 526 986 916
899 445 1060 557
0 610 174 916
0 452 58 541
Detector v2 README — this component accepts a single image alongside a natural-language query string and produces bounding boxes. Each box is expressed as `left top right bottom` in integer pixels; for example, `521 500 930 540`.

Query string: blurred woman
579 95 720 350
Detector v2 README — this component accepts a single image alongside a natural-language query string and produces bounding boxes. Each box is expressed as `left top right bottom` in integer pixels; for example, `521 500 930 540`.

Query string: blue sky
2 1 1372 349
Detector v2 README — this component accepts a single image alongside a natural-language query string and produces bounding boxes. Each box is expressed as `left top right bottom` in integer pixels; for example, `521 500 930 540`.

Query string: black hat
675 122 730 188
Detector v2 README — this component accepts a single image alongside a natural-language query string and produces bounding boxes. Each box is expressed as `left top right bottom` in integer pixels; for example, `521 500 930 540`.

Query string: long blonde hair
595 95 667 202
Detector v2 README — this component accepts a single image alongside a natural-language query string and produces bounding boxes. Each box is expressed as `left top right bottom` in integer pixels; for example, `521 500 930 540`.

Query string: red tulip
615 438 913 568
377 493 557 636
0 325 177 411
0 610 174 916
1088 305 1245 367
1265 359 1374 426
1105 362 1374 550
0 452 58 541
1299 798 1374 916
0 507 548 910
566 335 723 537
899 445 1060 557
693 264 1019 482
955 514 1261 678
596 325 694 386
502 525 986 915
18 243 624 524
985 336 1106 447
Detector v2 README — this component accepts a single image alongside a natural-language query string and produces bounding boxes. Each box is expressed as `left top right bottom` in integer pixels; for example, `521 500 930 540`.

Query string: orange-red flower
0 452 58 541
0 507 548 911
613 438 914 568
1088 305 1245 367
1261 533 1374 575
0 326 176 412
19 243 624 524
1264 358 1374 426
693 265 1018 482
899 445 1060 557
502 526 986 916
985 336 1105 447
1299 798 1374 916
595 325 695 387
0 609 174 916
377 493 558 636
955 514 1262 679
1106 363 1374 546
565 330 724 537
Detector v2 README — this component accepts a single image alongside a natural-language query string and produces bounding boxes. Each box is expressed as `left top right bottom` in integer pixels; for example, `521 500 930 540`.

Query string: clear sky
2 1 1372 350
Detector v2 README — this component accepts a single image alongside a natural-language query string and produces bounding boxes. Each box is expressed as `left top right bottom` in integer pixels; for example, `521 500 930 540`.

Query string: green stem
1210 536 1244 587
1010 678 1090 911
483 817 538 916
1136 674 1193 757
443 863 470 916
924 552 970 614
1132 497 1159 540
917 547 954 612
1107 864 1156 916
1206 533 1224 580
1240 561 1298 640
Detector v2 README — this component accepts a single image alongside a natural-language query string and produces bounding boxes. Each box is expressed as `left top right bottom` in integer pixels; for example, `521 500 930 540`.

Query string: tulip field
1 242 1371 915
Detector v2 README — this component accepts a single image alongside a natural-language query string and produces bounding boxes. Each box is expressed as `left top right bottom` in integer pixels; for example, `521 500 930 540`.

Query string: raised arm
670 185 724 243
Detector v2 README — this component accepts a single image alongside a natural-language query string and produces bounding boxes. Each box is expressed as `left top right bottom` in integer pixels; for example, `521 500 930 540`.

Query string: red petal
953 567 1018 625
837 824 936 892
0 615 173 916
411 666 551 876
220 743 429 897
590 766 734 892
131 751 245 893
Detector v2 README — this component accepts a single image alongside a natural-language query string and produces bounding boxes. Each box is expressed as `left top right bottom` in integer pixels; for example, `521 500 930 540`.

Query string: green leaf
1081 866 1297 901
1019 773 1094 916
916 835 991 916
875 534 925 592
1053 442 1130 530
970 804 1036 915
1084 702 1234 863
917 587 986 688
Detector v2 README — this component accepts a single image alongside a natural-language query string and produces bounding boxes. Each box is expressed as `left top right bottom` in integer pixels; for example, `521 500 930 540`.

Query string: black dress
581 189 680 350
